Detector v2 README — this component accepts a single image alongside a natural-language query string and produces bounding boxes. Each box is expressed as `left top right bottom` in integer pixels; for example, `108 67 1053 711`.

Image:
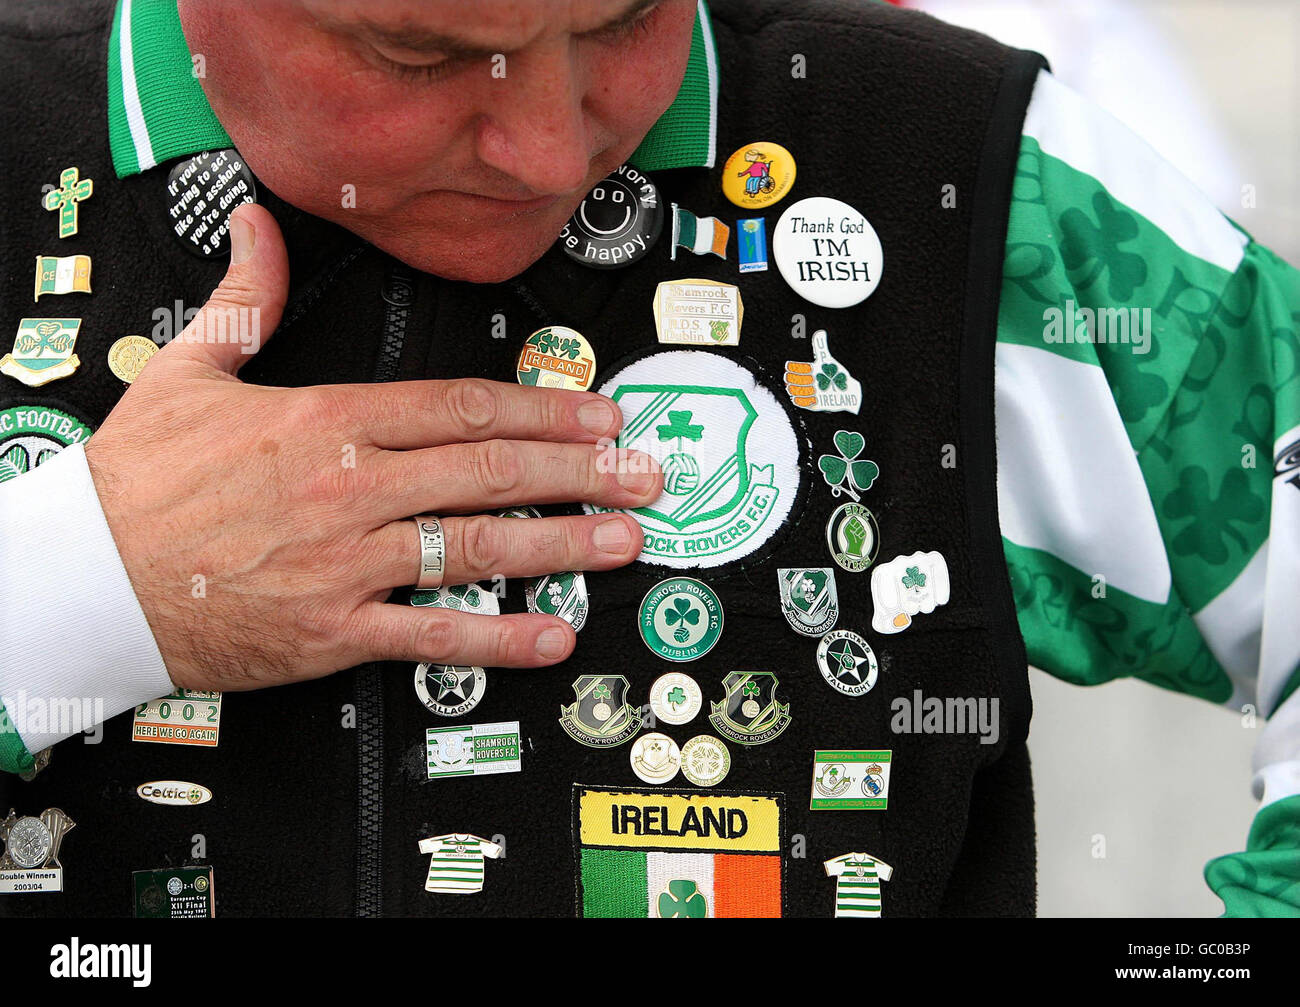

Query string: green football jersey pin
639 577 724 662
42 166 93 238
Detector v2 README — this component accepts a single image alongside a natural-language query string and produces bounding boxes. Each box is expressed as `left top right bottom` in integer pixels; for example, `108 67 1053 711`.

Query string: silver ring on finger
414 515 446 589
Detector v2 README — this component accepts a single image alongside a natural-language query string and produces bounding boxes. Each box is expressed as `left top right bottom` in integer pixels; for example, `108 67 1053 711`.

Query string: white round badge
585 351 801 569
773 196 883 309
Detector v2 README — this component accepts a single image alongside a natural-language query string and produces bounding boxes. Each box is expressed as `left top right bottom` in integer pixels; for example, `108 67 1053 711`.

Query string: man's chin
367 223 563 284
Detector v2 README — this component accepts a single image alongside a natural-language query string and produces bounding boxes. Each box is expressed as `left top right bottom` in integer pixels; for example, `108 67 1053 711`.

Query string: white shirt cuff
0 443 173 753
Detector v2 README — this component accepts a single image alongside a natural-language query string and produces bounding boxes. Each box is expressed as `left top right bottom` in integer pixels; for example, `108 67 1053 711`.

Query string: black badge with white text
559 164 663 268
165 148 257 258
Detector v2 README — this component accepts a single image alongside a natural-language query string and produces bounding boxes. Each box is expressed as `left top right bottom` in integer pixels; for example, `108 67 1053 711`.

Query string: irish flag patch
574 784 783 917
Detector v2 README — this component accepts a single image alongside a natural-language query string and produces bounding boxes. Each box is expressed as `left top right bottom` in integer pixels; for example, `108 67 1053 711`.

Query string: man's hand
85 204 659 692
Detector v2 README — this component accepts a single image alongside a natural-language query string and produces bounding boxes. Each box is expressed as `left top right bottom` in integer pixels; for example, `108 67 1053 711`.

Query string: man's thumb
165 203 290 374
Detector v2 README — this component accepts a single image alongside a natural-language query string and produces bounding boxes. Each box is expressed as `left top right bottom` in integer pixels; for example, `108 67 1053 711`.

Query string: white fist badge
870 551 950 634
783 330 862 414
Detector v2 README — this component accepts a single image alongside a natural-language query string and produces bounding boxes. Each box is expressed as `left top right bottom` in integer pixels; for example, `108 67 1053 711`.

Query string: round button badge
722 142 796 210
639 578 724 662
559 164 664 268
165 148 257 258
414 664 486 718
773 196 883 308
517 326 596 390
630 733 682 785
649 672 703 726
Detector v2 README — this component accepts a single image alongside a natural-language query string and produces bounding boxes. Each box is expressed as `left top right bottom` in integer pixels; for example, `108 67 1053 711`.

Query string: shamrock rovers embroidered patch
585 351 801 568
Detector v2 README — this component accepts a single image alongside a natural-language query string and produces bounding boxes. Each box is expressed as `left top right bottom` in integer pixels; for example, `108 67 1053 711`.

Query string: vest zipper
354 261 416 917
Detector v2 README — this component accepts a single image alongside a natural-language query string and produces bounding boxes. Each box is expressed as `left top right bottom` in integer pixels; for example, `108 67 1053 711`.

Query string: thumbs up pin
783 329 861 414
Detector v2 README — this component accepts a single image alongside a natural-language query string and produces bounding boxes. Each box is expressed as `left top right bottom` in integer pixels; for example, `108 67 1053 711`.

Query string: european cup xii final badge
709 671 792 746
777 567 839 637
2 318 82 387
0 808 74 893
560 675 642 748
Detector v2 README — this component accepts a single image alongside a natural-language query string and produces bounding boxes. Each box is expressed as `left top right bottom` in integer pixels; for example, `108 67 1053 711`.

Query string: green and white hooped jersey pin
0 405 91 482
415 664 486 718
640 577 723 662
559 675 642 748
708 671 792 746
777 567 839 637
825 502 880 573
816 630 879 698
526 570 589 631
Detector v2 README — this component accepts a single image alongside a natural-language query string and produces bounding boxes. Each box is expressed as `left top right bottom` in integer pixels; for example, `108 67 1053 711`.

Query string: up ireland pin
784 330 861 414
774 196 883 308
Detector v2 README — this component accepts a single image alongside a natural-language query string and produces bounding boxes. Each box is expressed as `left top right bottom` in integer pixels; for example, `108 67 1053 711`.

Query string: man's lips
432 189 568 218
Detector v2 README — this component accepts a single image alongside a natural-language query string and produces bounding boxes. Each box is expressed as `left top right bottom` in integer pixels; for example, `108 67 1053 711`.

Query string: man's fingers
325 378 623 449
376 440 661 521
351 603 576 667
152 203 290 375
359 513 643 590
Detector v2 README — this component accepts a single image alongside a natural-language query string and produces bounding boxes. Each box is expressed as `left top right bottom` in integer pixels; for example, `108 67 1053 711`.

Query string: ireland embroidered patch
586 351 800 568
574 785 784 917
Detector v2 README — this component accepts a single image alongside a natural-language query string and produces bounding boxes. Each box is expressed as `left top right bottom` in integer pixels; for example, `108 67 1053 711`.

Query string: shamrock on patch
556 337 582 360
818 429 879 502
591 682 612 701
741 681 761 697
534 330 559 355
901 566 926 590
663 596 701 644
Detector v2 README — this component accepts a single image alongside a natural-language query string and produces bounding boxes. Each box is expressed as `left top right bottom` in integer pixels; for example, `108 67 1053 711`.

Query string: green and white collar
107 0 718 178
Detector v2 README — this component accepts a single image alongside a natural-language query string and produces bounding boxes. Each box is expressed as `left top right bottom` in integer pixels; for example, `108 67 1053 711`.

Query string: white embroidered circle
586 350 800 569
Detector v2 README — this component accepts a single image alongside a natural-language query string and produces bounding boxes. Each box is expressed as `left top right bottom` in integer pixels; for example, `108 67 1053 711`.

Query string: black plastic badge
559 164 663 268
165 149 257 258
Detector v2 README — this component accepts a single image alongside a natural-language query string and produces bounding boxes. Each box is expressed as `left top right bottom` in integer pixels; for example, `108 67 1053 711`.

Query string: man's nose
474 42 596 196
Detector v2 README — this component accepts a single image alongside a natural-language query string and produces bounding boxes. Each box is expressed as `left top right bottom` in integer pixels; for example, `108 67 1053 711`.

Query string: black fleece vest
1 0 1043 917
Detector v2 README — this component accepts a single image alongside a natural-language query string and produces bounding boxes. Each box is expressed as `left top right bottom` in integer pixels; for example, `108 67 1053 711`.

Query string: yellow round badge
107 335 159 384
516 326 596 390
722 142 796 209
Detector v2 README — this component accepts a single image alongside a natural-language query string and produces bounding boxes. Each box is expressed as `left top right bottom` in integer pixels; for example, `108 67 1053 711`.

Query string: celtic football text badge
0 405 91 482
559 675 642 747
709 671 792 746
0 808 74 893
587 351 801 568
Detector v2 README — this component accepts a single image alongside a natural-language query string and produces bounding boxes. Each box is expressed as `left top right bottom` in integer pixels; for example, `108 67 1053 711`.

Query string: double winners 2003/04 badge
0 808 74 893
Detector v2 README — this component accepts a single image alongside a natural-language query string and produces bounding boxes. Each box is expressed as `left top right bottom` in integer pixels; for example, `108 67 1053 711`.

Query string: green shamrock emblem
816 362 849 392
1059 191 1148 301
591 683 612 701
534 330 559 355
14 320 73 357
901 566 926 590
658 879 707 918
667 686 687 708
663 596 701 644
1162 466 1266 565
818 430 878 501
741 681 761 698
556 337 581 360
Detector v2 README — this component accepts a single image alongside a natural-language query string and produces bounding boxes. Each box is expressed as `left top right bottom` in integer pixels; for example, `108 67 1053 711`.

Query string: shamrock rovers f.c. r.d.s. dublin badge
559 675 642 748
0 808 75 893
709 671 792 746
1 319 82 387
777 567 839 637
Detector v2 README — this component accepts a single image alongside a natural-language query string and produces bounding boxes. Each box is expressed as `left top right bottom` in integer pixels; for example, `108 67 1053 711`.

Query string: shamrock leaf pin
816 362 848 391
591 683 612 701
741 681 761 697
818 430 878 501
901 566 926 590
663 596 700 644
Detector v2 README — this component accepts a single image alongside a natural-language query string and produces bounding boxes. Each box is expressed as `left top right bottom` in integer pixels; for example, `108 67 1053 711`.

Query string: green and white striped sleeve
996 70 1300 916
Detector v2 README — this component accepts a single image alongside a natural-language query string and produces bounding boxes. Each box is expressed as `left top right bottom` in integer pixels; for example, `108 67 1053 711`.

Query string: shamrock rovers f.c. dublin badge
2 319 82 387
777 567 839 637
709 671 792 746
559 675 642 748
639 577 724 662
0 808 75 893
